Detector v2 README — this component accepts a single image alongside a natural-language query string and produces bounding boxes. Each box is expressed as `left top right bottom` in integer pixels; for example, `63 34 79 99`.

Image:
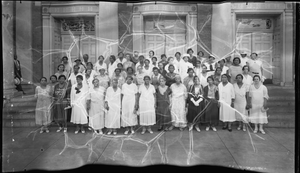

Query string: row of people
35 70 269 135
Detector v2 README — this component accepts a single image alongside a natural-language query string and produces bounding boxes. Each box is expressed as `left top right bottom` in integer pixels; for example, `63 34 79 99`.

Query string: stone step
9 95 37 103
3 101 37 108
4 112 36 120
265 119 295 128
268 96 295 101
3 106 36 114
2 119 37 127
267 101 295 107
265 85 294 90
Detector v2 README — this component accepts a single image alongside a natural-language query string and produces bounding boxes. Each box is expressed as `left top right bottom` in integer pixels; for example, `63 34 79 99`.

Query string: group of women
34 49 269 135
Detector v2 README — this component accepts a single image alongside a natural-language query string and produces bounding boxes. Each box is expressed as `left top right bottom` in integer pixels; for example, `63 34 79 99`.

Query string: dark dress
158 69 167 78
188 56 197 67
165 73 176 87
52 82 71 124
156 86 172 127
14 59 24 92
203 85 219 125
187 85 205 124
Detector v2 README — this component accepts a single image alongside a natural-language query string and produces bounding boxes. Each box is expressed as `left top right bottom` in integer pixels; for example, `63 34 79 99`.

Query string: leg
147 126 153 134
237 121 242 130
228 122 232 132
259 124 265 134
75 124 80 134
222 122 228 129
81 124 85 133
253 124 258 133
141 126 146 134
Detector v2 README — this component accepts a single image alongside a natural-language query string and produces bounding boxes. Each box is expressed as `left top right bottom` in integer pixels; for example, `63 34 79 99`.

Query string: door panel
144 34 165 61
272 16 281 84
62 35 80 63
252 33 273 79
166 34 186 58
236 33 252 54
80 37 96 64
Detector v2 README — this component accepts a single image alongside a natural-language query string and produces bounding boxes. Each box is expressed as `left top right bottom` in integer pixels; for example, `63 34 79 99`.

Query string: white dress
138 84 156 126
165 64 179 74
88 86 106 130
142 65 153 77
218 82 236 122
94 62 107 75
179 61 194 79
249 84 269 124
35 86 52 126
68 73 85 86
247 59 263 78
170 83 187 127
199 73 209 88
105 87 121 128
108 62 117 79
233 83 249 121
121 83 138 127
242 74 253 86
70 84 89 124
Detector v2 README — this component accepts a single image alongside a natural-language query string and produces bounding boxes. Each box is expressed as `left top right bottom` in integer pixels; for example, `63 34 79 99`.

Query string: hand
231 103 234 108
21 78 23 82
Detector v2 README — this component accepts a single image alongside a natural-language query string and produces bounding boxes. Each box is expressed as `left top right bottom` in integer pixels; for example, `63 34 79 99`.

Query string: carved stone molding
231 2 286 10
60 18 95 32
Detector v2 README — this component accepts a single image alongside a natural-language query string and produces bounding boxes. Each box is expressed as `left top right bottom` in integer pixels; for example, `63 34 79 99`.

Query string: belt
252 72 259 74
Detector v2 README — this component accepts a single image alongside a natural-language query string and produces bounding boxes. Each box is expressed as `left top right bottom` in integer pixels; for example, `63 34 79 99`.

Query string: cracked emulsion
8 10 274 167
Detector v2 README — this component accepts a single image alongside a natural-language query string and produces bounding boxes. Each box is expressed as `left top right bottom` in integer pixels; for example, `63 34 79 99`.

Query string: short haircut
197 51 204 56
221 74 229 79
139 55 145 59
76 75 83 80
152 56 157 61
40 77 47 82
50 75 57 80
161 54 167 58
117 63 123 67
110 55 116 61
126 67 134 72
114 68 121 72
144 75 151 80
62 56 68 61
187 68 194 73
118 52 124 56
73 65 79 69
144 59 150 63
152 67 159 72
236 74 244 80
92 78 99 84
98 55 104 60
242 65 249 71
207 76 214 82
251 52 258 56
168 64 175 69
167 56 174 62
126 76 133 81
253 75 261 81
215 67 222 73
57 64 65 71
218 59 226 63
149 50 155 55
58 75 66 80
233 57 241 64
187 48 193 54
87 62 93 69
175 52 181 57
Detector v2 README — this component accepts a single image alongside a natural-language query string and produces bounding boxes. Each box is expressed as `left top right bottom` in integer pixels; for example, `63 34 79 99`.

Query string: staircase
264 84 295 128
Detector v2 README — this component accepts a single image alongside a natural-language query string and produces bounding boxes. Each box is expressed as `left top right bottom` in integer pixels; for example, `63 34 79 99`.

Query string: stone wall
31 2 43 83
197 4 212 57
118 3 133 55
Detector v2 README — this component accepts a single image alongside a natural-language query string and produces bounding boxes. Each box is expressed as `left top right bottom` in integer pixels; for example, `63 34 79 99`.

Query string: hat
99 67 106 71
74 58 81 62
182 54 190 58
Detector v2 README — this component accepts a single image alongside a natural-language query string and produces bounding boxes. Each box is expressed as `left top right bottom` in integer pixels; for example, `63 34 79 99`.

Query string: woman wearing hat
168 74 188 131
95 67 110 89
94 55 107 75
229 57 243 84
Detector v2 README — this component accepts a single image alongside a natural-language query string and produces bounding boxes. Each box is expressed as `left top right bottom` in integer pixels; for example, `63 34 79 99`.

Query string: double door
236 32 273 79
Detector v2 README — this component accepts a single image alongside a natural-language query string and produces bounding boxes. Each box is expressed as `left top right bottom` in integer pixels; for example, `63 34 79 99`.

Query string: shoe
205 127 210 131
189 126 193 131
228 128 232 132
107 131 112 135
131 130 135 134
99 131 103 135
75 130 79 134
195 126 201 132
179 127 184 131
222 126 227 130
45 129 50 133
40 130 44 134
148 129 153 134
63 128 67 133
81 130 85 134
243 126 246 132
212 127 217 132
57 127 62 132
141 129 146 135
158 126 163 131
259 129 265 135
168 126 174 131
88 127 92 131
124 130 129 135
253 129 258 134
237 126 241 131
113 131 117 135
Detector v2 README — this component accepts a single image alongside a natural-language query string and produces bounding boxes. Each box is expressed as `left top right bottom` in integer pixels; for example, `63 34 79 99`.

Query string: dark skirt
52 100 68 123
187 97 205 123
203 99 219 125
156 89 172 126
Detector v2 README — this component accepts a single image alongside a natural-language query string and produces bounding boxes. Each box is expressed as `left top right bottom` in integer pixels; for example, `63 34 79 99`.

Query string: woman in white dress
169 75 188 131
136 65 145 87
95 67 110 89
242 65 253 86
165 57 179 74
151 67 161 89
55 64 68 79
183 68 195 90
248 53 264 81
68 65 85 86
108 55 117 79
199 65 209 88
229 57 243 84
218 74 235 132
233 74 249 132
248 75 269 134
143 59 153 77
105 78 121 135
121 76 139 134
94 55 107 75
84 69 94 89
179 54 194 80
70 75 89 134
87 78 106 134
137 75 156 134
35 77 52 133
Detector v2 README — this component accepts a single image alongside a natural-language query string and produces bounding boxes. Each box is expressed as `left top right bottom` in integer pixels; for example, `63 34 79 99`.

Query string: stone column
211 3 233 59
2 1 16 100
132 13 143 54
282 9 294 86
98 2 119 62
186 13 198 53
42 14 52 78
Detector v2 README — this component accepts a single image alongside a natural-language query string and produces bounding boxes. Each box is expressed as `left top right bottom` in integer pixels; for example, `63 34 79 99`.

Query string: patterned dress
52 82 70 124
88 86 106 130
170 83 187 128
35 85 52 126
156 86 172 127
203 85 219 125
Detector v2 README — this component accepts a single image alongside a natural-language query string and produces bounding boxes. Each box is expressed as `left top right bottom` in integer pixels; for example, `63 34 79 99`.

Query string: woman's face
243 67 249 73
126 54 131 61
87 64 93 70
219 60 225 66
188 50 193 55
221 75 228 83
59 77 65 84
169 66 174 73
153 69 159 75
169 58 174 64
233 59 240 65
138 67 143 73
188 70 194 77
86 69 92 75
253 76 260 84
149 51 154 57
158 63 163 69
117 64 123 69
183 56 188 62
175 53 180 59
127 68 133 74
209 57 214 63
216 68 222 75
175 76 181 84
139 56 144 63
145 60 150 66
196 62 201 68
144 78 150 84
118 53 124 59
236 76 243 83
112 80 118 87
63 58 68 64
110 57 115 63
194 77 200 85
93 79 99 87
126 78 132 84
99 56 104 62
115 70 121 76
152 58 157 63
76 78 83 84
159 78 166 86
74 66 79 73
202 66 207 73
58 65 64 72
207 78 214 85
99 69 105 75
40 78 47 85
50 77 57 83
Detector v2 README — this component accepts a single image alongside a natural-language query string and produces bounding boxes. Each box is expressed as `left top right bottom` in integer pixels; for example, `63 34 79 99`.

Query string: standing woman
143 59 153 77
169 75 188 131
187 48 197 67
126 67 137 84
121 76 139 135
61 56 72 77
229 57 243 84
52 75 70 133
156 77 172 131
194 60 202 78
183 68 195 90
55 64 68 79
136 65 145 87
242 65 253 86
70 75 89 134
203 76 219 131
84 62 97 78
87 78 106 134
213 67 222 86
95 67 110 89
48 75 58 97
233 74 250 131
179 54 194 80
108 55 117 79
218 74 235 132
148 50 155 63
35 77 52 133
84 69 94 89
248 75 269 134
199 65 209 88
165 64 177 87
217 59 229 75
114 63 127 79
94 55 107 75
158 62 167 78
165 57 179 74
152 56 158 68
151 67 161 89
123 53 135 72
105 79 122 135
137 76 156 134
187 76 204 132
197 51 205 63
